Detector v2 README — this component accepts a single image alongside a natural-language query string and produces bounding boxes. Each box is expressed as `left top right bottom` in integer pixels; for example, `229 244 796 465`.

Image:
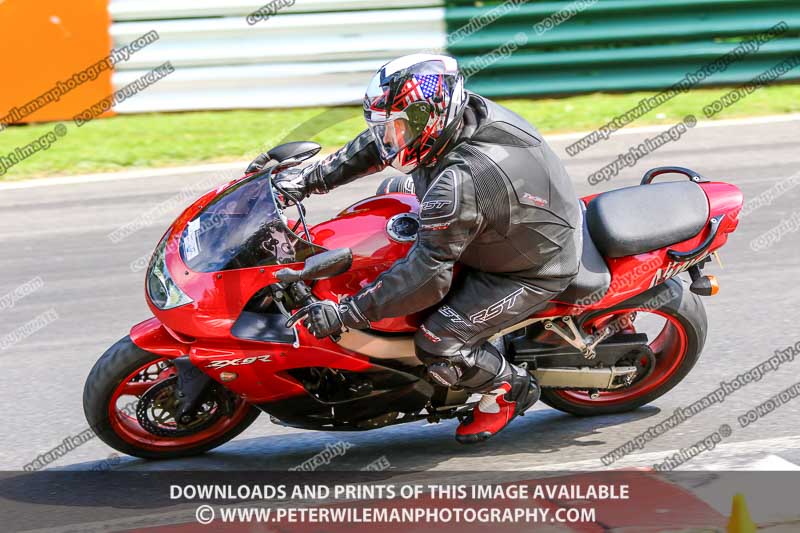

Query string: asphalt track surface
0 115 798 473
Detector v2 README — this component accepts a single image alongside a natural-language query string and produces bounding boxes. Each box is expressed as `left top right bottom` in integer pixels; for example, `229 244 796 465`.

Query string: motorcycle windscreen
179 173 323 272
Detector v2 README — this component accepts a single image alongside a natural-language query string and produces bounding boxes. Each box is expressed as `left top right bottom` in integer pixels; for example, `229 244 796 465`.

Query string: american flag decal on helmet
417 75 440 97
403 75 447 111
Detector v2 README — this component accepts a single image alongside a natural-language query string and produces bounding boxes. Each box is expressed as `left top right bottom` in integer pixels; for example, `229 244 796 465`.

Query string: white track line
749 454 800 471
518 435 800 471
0 161 248 191
545 112 800 141
2 114 799 191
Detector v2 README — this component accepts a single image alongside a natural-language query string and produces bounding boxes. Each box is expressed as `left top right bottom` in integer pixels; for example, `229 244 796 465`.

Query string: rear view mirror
275 248 353 282
267 141 321 164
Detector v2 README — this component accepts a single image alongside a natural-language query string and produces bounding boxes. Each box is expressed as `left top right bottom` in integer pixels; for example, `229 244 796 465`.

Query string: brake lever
284 307 307 328
274 296 292 319
282 283 318 328
282 288 343 343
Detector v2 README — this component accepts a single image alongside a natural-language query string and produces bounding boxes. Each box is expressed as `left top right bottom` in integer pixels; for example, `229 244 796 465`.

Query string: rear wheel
83 336 260 459
540 278 707 416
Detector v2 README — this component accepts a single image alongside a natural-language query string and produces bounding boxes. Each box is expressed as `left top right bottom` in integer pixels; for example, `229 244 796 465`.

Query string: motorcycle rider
249 54 582 443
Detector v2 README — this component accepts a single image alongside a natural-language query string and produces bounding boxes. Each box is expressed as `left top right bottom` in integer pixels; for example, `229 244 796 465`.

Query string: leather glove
245 154 308 202
272 167 310 203
286 298 370 339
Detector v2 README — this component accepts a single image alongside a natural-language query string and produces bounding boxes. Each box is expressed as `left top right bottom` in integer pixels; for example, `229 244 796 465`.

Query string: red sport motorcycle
84 141 743 459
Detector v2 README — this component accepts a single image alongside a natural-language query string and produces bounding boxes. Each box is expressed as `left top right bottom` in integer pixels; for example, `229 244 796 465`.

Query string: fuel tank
309 193 422 333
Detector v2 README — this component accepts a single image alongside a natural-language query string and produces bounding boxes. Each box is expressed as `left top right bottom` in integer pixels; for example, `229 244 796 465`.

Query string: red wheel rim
553 308 688 407
108 358 251 452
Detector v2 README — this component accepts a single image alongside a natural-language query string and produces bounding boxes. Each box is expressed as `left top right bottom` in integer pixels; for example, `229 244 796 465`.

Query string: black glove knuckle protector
293 300 348 339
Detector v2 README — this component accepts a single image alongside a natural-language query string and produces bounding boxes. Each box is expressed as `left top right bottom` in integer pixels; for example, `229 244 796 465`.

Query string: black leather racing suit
296 92 582 393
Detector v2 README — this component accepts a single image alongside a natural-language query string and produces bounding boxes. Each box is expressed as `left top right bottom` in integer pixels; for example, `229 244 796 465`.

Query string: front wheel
540 278 707 416
83 336 260 459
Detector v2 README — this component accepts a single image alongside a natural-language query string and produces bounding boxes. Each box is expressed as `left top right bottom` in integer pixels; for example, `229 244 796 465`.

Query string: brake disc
136 377 222 437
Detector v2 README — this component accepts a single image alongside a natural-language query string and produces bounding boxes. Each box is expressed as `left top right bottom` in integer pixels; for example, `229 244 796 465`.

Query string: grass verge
1 83 798 180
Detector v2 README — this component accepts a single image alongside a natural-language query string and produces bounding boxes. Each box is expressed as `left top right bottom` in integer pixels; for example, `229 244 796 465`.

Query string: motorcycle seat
558 202 611 304
586 181 710 258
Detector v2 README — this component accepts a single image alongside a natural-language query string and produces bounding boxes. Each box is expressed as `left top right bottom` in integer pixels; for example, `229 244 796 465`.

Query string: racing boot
455 361 540 444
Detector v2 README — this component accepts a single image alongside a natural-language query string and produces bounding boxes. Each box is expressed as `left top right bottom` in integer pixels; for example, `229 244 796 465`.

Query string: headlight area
146 233 194 310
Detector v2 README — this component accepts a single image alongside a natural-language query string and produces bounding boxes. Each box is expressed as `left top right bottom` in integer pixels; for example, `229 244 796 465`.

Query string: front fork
172 356 215 422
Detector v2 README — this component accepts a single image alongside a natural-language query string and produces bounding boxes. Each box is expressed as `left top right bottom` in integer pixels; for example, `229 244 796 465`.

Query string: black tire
83 336 260 460
376 175 415 196
539 278 707 416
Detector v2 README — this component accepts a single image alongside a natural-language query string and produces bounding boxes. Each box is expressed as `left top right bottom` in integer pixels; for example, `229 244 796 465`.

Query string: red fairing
700 181 744 228
140 174 309 341
131 316 373 403
310 193 423 332
130 187 422 401
186 338 372 403
551 182 743 309
130 317 189 358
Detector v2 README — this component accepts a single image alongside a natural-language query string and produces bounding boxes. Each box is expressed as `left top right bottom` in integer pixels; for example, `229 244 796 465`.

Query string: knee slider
416 349 466 387
426 361 462 387
415 328 470 387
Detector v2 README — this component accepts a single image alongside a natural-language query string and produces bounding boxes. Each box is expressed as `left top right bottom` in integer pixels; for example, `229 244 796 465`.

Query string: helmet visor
365 101 432 161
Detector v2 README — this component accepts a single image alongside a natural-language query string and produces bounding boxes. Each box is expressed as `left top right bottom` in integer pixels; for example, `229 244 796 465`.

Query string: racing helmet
363 54 467 173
